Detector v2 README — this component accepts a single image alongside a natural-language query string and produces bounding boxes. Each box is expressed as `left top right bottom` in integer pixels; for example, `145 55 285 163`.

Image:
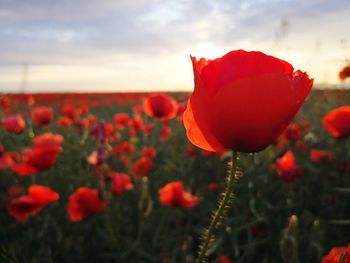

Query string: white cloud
0 0 349 92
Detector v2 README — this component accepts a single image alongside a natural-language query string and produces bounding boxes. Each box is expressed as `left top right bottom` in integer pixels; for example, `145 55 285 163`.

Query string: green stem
339 252 348 263
196 150 238 263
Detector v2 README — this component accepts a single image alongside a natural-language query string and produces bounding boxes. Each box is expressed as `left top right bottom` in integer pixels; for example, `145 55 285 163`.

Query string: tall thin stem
196 150 238 263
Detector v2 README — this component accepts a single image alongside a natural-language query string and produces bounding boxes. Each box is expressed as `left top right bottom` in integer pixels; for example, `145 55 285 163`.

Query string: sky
0 0 349 93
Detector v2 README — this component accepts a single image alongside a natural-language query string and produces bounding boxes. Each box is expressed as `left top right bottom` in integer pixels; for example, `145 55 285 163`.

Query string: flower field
1 87 350 263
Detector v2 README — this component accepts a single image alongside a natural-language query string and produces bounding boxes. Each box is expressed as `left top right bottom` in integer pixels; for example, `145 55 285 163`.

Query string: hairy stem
196 150 238 263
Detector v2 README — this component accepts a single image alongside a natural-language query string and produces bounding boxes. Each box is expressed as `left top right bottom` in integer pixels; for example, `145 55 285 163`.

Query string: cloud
0 0 349 91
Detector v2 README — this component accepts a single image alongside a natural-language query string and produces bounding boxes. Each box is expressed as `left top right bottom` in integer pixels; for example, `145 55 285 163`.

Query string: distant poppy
141 147 157 159
217 256 234 263
31 106 53 126
323 106 350 138
7 185 22 198
7 185 59 222
114 113 130 130
0 95 11 110
67 187 106 222
274 151 302 182
57 116 72 127
0 149 17 170
112 141 135 157
283 123 302 141
207 183 220 192
177 101 188 115
159 181 198 208
143 123 154 137
310 149 334 162
12 133 63 176
187 145 198 158
339 65 350 81
160 126 171 141
143 93 178 120
110 172 134 196
131 157 153 179
2 114 26 133
183 50 313 153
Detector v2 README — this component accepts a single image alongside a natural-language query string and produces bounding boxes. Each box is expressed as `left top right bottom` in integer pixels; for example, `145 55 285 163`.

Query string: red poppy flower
0 151 17 170
207 183 220 192
187 145 198 158
217 256 234 263
323 106 350 138
12 133 63 176
7 185 22 198
322 244 350 263
67 187 106 222
283 123 302 141
128 118 143 132
143 93 178 120
143 123 154 137
141 147 157 159
183 50 313 153
113 113 130 130
112 141 135 156
110 172 134 196
57 116 72 127
159 181 198 208
61 104 75 119
310 149 334 162
7 185 59 222
0 95 11 110
177 101 188 115
2 114 26 134
274 151 302 183
131 157 153 179
31 106 54 126
339 65 350 81
160 126 171 141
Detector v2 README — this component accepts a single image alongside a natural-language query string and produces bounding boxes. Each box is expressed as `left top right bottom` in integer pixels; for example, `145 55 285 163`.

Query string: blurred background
0 0 349 93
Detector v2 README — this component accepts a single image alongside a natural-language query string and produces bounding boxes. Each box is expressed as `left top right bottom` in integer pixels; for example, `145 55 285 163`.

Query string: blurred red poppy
67 187 106 222
31 106 54 126
57 116 72 127
7 185 22 198
283 123 302 141
113 113 130 130
322 244 350 263
2 114 26 133
0 147 17 170
0 95 11 110
183 50 313 153
207 183 220 192
310 149 334 162
323 106 350 138
131 157 153 179
177 101 188 115
217 256 234 263
187 145 198 158
160 126 171 141
141 146 157 159
143 93 178 120
274 151 302 183
7 185 59 222
143 123 154 137
112 141 135 157
110 172 134 196
339 65 350 81
158 181 198 208
12 133 64 176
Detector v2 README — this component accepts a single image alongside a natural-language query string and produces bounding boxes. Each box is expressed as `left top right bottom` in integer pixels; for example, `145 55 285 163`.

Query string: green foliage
0 90 350 263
